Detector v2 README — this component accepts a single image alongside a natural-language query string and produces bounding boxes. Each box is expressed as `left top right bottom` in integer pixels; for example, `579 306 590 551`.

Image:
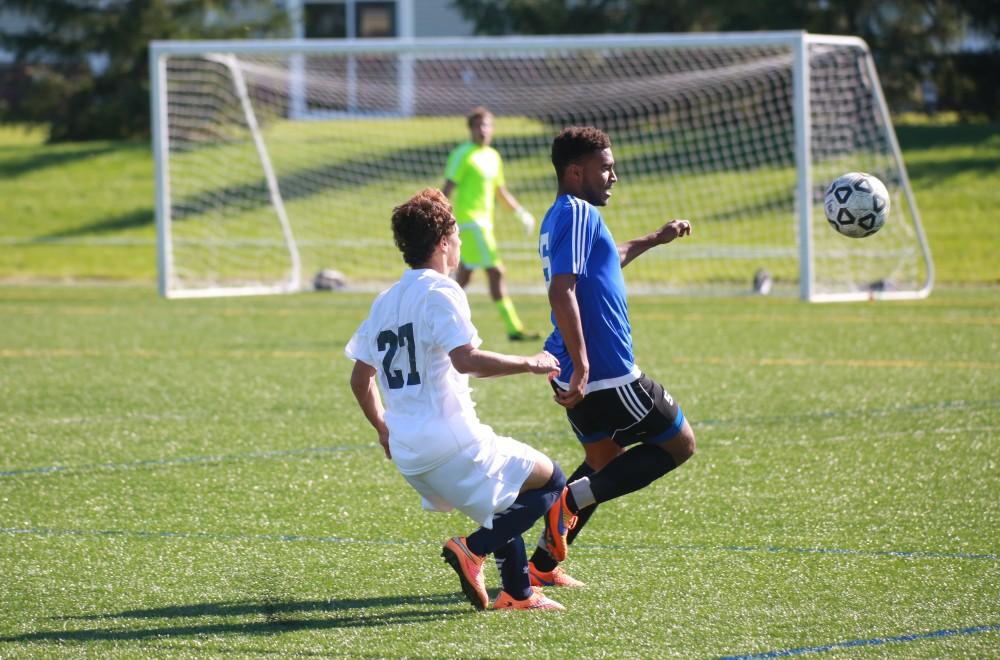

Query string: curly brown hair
391 188 456 267
551 126 612 179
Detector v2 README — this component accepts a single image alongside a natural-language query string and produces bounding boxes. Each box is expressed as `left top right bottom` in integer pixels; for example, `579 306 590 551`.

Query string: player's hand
515 207 535 235
526 350 558 375
377 427 391 460
554 368 587 409
655 219 692 245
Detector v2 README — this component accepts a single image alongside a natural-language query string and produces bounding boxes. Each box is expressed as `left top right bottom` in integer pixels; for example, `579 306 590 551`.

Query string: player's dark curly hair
551 126 612 179
391 188 456 267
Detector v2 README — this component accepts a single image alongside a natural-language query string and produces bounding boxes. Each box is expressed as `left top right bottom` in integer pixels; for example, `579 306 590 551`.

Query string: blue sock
466 463 565 557
493 535 531 600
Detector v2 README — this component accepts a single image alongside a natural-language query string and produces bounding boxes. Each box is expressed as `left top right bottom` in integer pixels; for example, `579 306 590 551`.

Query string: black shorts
552 373 685 446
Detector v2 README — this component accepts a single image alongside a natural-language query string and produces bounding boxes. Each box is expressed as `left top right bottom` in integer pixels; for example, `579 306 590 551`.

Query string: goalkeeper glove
515 207 535 235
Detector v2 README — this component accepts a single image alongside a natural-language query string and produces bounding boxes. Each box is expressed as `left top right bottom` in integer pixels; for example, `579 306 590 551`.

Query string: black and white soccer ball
313 268 347 291
823 172 890 238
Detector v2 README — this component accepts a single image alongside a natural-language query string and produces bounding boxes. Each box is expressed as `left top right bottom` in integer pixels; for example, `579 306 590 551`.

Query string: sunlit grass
0 285 997 656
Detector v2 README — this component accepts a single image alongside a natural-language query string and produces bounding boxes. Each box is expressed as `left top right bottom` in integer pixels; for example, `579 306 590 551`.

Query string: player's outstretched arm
349 360 391 459
618 219 692 268
449 344 558 379
498 185 535 234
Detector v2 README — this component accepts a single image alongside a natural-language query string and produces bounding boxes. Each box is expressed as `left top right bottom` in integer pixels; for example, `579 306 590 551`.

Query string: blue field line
713 544 1000 561
719 624 1000 658
0 444 369 478
2 526 997 561
3 397 993 479
588 541 1000 562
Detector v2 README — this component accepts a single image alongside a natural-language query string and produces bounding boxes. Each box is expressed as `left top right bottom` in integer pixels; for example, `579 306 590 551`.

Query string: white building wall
286 0 474 40
412 0 474 37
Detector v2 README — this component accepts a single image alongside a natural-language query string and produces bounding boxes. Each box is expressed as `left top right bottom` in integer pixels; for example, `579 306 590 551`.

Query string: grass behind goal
1 120 997 287
1 285 997 656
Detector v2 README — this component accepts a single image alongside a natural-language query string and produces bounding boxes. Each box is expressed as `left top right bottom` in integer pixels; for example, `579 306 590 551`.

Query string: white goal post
149 31 933 301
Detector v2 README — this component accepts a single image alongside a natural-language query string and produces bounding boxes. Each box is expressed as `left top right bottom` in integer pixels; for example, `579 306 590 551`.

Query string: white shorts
401 430 547 529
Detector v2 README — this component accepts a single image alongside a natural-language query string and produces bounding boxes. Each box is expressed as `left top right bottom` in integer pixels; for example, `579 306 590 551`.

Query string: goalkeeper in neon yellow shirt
443 106 539 341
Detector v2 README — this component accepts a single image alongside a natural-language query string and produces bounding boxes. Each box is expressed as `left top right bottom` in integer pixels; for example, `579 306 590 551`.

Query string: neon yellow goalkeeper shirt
443 141 505 228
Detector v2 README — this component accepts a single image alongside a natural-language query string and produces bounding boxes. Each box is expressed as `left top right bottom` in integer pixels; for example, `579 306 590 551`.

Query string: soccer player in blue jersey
527 126 696 588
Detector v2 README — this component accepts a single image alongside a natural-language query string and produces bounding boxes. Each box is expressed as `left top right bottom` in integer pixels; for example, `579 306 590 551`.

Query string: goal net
150 32 932 301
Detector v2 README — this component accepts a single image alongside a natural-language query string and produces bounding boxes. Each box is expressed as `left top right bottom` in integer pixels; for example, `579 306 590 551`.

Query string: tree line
0 0 996 142
453 0 999 121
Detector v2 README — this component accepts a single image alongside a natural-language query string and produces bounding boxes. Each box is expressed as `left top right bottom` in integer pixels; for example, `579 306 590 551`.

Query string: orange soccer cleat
493 587 565 611
543 486 578 562
528 562 586 588
441 536 488 610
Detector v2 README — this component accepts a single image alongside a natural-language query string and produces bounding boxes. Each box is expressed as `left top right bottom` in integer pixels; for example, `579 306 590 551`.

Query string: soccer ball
313 268 347 290
823 172 890 238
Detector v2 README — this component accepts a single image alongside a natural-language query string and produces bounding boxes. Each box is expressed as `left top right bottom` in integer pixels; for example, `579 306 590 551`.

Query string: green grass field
1 285 998 657
1 118 998 656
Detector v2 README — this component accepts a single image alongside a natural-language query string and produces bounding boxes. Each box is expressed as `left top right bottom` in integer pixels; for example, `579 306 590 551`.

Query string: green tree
450 0 976 112
0 0 287 141
954 0 1000 42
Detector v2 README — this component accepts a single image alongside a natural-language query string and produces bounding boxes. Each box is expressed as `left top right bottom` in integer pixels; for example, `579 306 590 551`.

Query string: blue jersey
539 194 640 393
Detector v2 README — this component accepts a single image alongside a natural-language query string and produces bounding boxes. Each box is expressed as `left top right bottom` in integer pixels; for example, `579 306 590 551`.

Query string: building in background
286 0 474 39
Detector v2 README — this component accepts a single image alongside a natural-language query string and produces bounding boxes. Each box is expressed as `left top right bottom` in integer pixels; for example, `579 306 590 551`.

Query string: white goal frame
150 31 933 302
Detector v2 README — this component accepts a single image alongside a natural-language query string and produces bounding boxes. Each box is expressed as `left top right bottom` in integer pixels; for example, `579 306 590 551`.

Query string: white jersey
346 268 484 475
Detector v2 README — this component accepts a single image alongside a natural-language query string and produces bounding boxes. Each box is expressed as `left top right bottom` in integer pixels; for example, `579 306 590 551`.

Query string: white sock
568 476 597 510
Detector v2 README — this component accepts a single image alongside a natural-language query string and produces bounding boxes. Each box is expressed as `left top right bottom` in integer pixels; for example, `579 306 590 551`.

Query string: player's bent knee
678 424 696 463
548 461 566 490
661 423 695 466
521 454 556 492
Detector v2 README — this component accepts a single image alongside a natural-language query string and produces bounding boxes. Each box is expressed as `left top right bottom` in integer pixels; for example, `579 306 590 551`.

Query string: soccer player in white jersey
346 188 570 611
527 127 697 588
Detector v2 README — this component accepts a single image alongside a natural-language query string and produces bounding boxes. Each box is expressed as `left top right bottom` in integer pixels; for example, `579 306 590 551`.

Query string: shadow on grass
904 156 1000 184
166 132 565 226
168 140 462 223
2 594 472 644
896 122 999 152
0 145 120 179
36 209 154 241
29 139 478 241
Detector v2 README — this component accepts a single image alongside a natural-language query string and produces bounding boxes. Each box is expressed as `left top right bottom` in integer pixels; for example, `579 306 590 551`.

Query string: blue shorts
552 373 685 446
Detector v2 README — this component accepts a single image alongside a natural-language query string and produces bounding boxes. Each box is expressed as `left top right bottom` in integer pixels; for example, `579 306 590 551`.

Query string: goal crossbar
150 32 869 56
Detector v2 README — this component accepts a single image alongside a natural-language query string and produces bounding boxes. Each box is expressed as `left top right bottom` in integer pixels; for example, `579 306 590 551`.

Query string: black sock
567 499 597 545
589 443 677 504
530 460 595 571
493 536 531 600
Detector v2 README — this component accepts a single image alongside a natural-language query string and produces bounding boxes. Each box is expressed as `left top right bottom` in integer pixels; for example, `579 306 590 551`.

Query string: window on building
357 2 395 38
304 2 347 38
